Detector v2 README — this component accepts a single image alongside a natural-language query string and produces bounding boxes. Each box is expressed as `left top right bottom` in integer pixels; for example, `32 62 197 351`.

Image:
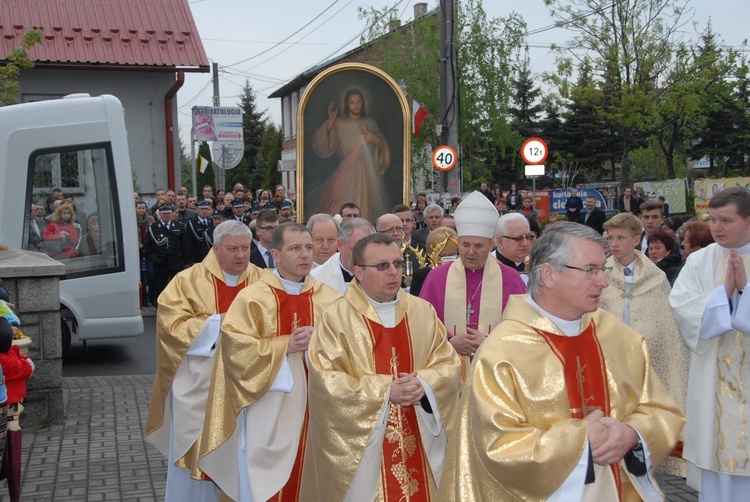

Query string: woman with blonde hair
42 204 80 259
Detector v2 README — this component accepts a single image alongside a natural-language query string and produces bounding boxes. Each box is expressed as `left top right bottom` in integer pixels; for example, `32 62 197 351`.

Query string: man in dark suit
564 188 584 222
250 209 279 269
580 195 606 235
494 213 532 273
28 203 47 252
618 187 642 214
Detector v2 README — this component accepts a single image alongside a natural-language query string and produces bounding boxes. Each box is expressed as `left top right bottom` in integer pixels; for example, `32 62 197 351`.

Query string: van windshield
24 143 125 278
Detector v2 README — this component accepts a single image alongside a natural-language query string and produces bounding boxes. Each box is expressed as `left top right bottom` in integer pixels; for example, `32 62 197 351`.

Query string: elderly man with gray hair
494 212 533 273
306 213 340 267
311 218 375 293
439 222 684 501
412 203 444 248
146 220 261 502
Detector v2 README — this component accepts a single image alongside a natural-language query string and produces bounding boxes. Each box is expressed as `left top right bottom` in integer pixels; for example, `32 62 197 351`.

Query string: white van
0 94 144 352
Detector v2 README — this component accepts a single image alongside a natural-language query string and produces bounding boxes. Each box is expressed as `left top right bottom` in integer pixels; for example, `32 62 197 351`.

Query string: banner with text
192 106 244 142
694 178 750 214
550 188 607 214
634 179 688 214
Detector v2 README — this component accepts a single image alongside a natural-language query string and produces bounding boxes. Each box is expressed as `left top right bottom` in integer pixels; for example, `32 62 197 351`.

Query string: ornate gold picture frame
296 63 411 222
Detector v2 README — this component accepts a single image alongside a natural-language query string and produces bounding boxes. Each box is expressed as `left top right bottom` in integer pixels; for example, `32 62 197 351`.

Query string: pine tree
232 80 267 191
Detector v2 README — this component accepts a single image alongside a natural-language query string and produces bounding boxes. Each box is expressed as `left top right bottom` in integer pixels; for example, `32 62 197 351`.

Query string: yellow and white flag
198 155 209 173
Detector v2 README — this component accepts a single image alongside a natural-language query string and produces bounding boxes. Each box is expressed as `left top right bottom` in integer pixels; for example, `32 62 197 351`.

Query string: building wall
19 68 179 194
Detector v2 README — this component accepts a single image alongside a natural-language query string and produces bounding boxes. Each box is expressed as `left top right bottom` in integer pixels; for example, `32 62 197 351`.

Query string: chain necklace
466 277 484 325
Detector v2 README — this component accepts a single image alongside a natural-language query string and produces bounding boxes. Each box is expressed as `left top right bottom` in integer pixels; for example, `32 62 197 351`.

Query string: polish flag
412 100 427 138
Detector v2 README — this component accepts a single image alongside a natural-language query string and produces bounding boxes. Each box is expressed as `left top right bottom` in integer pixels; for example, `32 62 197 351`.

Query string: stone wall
0 250 66 428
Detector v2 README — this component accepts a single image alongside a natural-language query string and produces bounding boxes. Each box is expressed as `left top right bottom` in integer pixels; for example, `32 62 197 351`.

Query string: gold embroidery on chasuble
536 322 623 497
714 253 750 474
365 316 431 502
267 286 315 502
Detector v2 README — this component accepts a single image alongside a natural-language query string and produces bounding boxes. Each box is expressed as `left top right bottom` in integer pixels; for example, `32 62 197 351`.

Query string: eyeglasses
358 260 405 271
380 227 404 235
258 225 278 231
563 265 612 277
503 234 535 242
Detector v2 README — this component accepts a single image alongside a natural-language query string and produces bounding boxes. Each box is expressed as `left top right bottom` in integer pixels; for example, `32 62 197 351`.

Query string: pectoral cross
466 303 475 325
291 313 300 330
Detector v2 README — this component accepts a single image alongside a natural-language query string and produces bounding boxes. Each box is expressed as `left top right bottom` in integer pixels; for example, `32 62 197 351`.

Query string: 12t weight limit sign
432 145 457 172
521 138 548 165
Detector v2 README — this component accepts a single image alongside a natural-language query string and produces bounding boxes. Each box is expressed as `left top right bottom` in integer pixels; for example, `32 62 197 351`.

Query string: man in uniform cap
184 200 214 266
144 204 186 304
249 205 263 222
420 191 526 380
229 198 248 224
278 200 294 220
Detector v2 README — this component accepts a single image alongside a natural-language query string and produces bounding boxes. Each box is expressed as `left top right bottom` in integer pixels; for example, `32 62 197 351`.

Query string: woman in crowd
135 201 155 306
80 214 102 256
506 183 523 211
42 204 80 259
413 194 427 229
648 230 681 283
671 220 714 285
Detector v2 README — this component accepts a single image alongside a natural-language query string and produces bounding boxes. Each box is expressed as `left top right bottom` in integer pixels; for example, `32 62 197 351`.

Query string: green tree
509 48 543 141
260 124 282 189
179 136 194 193
544 0 689 186
229 80 267 192
0 29 41 106
358 0 526 187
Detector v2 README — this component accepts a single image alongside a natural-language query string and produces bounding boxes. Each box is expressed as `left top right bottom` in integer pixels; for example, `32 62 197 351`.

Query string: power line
223 0 343 69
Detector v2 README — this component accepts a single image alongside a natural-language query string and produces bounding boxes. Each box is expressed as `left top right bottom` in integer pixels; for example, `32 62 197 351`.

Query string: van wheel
61 318 71 356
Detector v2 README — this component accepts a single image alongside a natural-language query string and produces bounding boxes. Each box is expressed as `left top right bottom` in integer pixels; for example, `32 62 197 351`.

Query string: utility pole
212 62 224 191
439 0 460 197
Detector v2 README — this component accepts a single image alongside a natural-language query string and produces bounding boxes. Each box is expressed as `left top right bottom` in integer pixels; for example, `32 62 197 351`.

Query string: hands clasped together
586 409 639 466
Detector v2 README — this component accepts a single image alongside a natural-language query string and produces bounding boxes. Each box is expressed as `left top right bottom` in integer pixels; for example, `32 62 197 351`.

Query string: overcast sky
177 0 749 145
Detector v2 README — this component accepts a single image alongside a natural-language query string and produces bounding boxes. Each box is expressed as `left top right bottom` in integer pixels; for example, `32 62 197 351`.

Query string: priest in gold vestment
145 221 260 502
305 233 460 501
197 223 340 502
439 223 684 502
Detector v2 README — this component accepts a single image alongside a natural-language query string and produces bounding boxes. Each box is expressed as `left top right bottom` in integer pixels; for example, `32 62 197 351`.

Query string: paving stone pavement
0 374 698 501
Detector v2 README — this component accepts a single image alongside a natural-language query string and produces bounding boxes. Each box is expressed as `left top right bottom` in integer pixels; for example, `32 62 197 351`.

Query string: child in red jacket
0 315 33 502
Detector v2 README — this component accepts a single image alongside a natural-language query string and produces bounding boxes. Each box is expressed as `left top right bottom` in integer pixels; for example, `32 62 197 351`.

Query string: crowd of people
142 180 749 502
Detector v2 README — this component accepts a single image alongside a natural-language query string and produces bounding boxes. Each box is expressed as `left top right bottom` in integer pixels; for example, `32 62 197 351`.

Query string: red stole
267 286 314 502
365 315 431 502
200 277 249 482
212 276 249 313
536 322 622 498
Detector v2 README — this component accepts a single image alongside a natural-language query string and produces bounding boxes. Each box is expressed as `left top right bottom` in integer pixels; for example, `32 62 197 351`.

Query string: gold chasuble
197 271 340 502
305 280 460 501
145 250 260 476
438 295 684 502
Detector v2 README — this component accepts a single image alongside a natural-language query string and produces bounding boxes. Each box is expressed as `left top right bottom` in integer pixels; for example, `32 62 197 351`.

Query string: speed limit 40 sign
521 138 548 165
432 145 457 172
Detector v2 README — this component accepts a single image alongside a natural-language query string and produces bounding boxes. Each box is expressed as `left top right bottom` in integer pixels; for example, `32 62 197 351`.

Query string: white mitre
453 191 499 238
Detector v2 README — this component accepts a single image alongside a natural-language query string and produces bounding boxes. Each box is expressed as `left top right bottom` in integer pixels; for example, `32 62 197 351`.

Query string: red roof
0 0 208 71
